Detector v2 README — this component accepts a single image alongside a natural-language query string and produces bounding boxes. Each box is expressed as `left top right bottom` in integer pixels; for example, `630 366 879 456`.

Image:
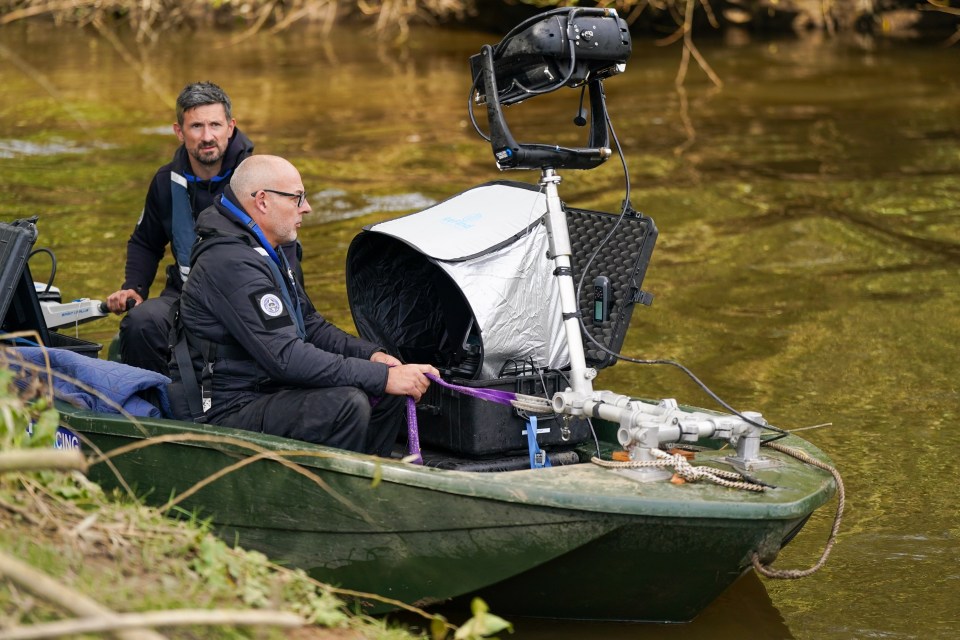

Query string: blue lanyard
185 169 231 184
219 195 306 338
220 195 282 266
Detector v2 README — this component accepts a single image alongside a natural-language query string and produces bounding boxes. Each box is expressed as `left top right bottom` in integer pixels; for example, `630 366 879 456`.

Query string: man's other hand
105 289 143 314
370 351 402 367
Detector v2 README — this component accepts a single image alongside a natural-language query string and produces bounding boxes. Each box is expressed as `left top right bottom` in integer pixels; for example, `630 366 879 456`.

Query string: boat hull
60 406 836 621
68 412 621 611
450 512 810 622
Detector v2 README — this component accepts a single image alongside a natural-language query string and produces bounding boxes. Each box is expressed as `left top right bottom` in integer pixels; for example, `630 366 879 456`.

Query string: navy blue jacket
169 187 388 422
122 129 254 298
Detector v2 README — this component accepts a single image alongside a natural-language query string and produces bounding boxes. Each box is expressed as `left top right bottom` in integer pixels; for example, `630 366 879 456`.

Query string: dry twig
88 432 375 524
0 550 166 640
0 449 85 473
0 608 303 640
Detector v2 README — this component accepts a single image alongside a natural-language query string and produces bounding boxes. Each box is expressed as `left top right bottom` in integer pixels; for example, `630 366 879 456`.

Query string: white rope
510 393 554 414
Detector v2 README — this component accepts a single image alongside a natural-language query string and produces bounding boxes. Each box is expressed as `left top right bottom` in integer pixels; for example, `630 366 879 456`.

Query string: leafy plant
455 598 513 639
0 367 59 450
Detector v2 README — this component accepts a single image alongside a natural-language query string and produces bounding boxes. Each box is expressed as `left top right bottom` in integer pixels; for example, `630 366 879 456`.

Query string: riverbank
0 373 504 639
0 467 366 639
1 0 958 43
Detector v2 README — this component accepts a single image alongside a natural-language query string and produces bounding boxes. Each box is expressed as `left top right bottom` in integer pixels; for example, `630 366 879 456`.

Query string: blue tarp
10 347 172 418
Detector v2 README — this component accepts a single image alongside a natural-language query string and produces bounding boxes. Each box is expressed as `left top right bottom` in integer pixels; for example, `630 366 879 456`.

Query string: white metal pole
540 168 595 398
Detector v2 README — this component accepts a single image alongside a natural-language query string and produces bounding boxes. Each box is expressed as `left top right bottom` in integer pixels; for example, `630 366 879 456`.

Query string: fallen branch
88 432 373 524
0 550 165 640
0 0 100 26
258 553 456 633
0 494 43 526
0 609 304 640
0 449 87 473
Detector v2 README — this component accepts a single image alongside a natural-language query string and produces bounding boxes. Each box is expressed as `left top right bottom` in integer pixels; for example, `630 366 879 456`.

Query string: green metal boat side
61 405 630 610
60 403 836 524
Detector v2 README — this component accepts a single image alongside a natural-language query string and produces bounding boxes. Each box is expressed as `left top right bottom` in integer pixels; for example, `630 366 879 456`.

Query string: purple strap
406 396 422 464
425 373 517 405
404 374 520 465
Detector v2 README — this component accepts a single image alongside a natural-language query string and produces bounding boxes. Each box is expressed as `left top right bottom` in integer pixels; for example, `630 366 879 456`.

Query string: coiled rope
509 394 554 415
590 448 768 492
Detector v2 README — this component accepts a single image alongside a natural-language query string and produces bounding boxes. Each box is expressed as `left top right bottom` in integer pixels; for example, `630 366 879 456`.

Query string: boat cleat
617 446 673 483
723 411 783 472
614 408 673 483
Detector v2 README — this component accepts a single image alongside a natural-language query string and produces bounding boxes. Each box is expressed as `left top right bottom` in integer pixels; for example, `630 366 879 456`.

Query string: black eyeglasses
252 189 307 207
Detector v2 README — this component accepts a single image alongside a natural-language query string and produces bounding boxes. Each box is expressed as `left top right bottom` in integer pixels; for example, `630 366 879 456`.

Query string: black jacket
169 187 389 423
121 129 255 298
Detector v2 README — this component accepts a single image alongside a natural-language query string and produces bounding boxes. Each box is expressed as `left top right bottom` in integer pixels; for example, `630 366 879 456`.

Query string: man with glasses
168 154 439 456
105 81 300 376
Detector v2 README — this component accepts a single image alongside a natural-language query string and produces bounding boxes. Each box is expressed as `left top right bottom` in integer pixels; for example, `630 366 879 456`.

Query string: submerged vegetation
0 0 958 43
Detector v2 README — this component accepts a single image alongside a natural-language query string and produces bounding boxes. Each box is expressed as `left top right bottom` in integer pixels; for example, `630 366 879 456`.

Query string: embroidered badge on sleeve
250 288 293 330
259 293 284 317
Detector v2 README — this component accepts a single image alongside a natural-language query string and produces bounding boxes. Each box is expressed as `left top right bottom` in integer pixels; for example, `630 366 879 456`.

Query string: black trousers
119 289 177 376
213 387 405 457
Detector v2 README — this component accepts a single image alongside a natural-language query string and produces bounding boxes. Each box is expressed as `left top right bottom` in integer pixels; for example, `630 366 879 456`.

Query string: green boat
50 403 835 623
1 7 842 623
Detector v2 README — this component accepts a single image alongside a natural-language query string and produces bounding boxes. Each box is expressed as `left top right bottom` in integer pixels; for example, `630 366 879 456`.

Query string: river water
1 18 958 640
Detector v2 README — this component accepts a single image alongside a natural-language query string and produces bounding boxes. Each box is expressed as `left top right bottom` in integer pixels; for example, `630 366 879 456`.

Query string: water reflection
398 573 794 639
307 188 435 223
0 138 112 158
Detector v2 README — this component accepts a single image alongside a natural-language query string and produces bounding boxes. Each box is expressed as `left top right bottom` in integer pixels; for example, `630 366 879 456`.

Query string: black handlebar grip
99 298 136 314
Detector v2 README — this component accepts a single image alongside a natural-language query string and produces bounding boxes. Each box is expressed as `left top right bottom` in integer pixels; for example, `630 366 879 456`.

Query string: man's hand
370 351 402 367
384 363 440 402
105 289 143 314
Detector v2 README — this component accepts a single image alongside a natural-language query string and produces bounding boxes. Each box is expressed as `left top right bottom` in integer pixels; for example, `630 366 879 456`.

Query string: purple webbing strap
425 373 518 405
404 374 520 465
406 396 422 464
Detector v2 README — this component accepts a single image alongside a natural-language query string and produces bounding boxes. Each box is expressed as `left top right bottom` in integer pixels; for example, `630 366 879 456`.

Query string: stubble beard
191 144 224 167
282 228 298 244
280 220 299 245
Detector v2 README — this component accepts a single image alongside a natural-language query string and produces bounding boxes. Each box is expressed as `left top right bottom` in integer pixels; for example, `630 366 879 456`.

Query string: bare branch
0 550 166 640
0 449 86 473
0 609 303 640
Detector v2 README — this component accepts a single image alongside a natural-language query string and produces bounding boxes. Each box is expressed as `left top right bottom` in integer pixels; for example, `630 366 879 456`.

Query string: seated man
106 81 305 375
168 154 438 456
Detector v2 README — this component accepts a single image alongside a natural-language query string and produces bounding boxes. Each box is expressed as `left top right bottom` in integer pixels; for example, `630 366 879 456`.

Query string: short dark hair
175 81 232 126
